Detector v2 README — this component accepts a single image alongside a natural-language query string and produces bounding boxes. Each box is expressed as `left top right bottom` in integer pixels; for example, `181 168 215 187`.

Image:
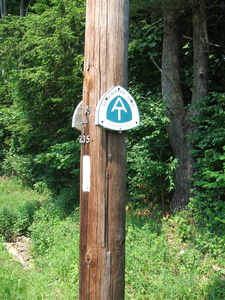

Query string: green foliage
0 16 27 168
0 179 225 299
35 141 80 171
0 243 28 299
0 176 79 242
129 18 163 93
207 1 225 93
15 201 42 235
0 208 16 240
190 93 225 217
167 210 197 243
0 0 85 195
0 206 80 299
0 178 43 239
127 88 176 210
30 207 79 253
166 209 224 258
30 204 66 255
130 0 193 14
125 214 225 299
2 153 35 184
188 92 225 255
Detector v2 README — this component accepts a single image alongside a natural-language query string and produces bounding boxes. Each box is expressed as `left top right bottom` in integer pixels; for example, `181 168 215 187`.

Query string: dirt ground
3 236 32 270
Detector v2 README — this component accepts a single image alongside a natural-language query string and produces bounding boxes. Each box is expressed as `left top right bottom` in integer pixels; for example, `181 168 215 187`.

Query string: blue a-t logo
95 85 140 131
107 96 132 123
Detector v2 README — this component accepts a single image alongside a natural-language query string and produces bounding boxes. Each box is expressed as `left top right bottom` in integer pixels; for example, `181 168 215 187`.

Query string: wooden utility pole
79 0 129 299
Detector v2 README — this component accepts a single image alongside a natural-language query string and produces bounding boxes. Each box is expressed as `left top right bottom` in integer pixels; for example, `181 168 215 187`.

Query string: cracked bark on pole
79 0 129 299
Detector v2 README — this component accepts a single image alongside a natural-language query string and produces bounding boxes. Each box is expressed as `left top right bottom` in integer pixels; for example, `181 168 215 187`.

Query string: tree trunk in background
161 9 190 210
161 0 208 210
20 0 25 17
192 0 208 103
0 0 7 18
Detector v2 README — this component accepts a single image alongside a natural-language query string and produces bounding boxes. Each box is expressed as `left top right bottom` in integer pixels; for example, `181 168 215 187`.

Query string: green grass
0 178 225 299
0 178 45 239
0 178 44 210
125 217 225 299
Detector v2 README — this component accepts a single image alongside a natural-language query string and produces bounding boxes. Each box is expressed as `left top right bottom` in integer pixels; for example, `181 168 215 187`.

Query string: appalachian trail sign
95 85 140 131
72 86 140 132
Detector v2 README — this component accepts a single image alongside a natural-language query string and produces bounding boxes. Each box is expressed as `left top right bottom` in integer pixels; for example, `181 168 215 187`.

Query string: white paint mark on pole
82 155 90 192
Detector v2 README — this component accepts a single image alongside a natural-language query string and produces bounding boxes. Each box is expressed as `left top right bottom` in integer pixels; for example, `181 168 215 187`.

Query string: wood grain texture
79 0 129 299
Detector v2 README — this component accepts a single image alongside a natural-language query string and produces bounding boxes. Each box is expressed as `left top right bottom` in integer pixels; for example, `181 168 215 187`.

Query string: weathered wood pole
79 0 129 299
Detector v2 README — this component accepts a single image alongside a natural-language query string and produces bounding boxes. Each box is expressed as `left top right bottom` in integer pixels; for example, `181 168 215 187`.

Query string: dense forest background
0 0 225 234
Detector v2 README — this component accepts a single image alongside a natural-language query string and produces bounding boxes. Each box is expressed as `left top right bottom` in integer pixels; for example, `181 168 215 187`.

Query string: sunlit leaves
0 0 85 194
127 89 176 207
189 92 225 234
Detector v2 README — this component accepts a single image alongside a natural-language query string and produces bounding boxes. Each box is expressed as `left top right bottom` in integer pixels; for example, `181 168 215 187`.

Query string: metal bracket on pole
84 106 90 115
82 119 88 125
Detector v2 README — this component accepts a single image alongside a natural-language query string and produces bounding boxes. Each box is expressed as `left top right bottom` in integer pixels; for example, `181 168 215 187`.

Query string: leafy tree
188 92 225 252
126 88 177 213
190 93 225 226
1 0 225 215
0 15 26 165
130 0 225 210
129 17 163 94
0 0 85 199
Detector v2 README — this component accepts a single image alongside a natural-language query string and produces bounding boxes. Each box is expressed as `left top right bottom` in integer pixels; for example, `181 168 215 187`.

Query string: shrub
0 207 16 240
14 201 41 236
2 152 35 186
189 92 225 255
0 201 41 240
0 178 43 240
30 203 65 255
127 88 176 211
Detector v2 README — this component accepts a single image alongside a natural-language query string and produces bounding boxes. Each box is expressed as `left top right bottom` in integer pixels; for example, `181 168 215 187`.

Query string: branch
182 34 221 47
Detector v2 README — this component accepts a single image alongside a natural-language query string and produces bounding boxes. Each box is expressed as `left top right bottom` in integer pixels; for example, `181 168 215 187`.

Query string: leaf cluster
188 92 225 253
0 179 224 299
129 18 163 93
127 87 176 211
0 0 85 197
